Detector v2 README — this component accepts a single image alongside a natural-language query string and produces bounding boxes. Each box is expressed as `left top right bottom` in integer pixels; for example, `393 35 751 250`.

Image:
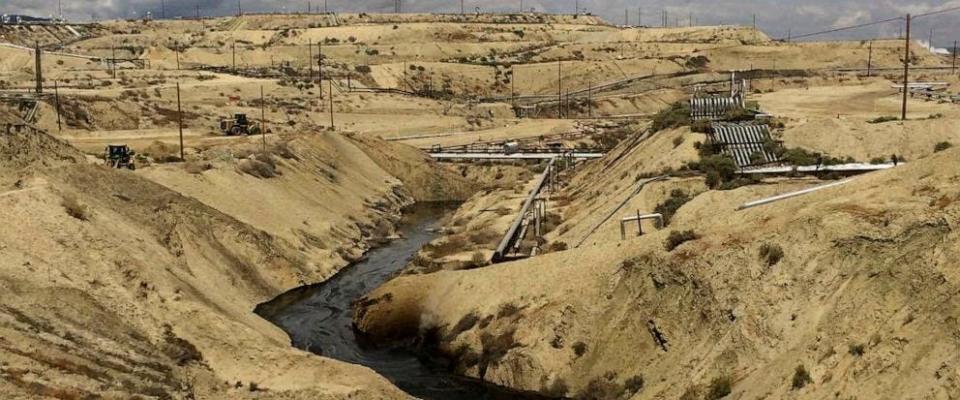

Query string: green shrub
654 189 692 226
665 230 698 251
759 243 784 266
792 365 812 390
934 141 953 153
699 155 738 189
651 102 692 132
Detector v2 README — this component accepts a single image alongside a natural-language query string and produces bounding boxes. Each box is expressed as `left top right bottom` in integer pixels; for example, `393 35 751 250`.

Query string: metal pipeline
619 212 664 240
491 158 556 263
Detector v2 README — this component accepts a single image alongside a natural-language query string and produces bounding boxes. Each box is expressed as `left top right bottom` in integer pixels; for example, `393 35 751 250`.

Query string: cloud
2 0 957 47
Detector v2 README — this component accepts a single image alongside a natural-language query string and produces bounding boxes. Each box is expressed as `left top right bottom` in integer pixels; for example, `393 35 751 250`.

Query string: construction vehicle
219 113 261 136
104 145 136 170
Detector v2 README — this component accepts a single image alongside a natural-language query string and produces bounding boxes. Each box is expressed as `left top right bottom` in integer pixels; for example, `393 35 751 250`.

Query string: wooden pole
866 41 872 77
175 43 181 70
901 14 911 121
177 82 184 161
111 45 117 79
34 42 43 94
328 80 334 129
54 80 61 132
260 85 266 152
557 60 562 118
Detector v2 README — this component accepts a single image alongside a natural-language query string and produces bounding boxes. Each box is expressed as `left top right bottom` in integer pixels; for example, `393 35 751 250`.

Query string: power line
913 5 960 19
785 16 904 41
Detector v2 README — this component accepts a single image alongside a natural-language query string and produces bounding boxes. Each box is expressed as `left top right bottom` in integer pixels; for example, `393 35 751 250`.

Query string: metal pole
318 41 323 97
161 0 166 19
111 45 117 79
54 80 61 132
636 210 642 235
260 85 266 152
901 14 911 121
461 0 464 14
177 82 184 160
866 41 872 77
308 39 313 81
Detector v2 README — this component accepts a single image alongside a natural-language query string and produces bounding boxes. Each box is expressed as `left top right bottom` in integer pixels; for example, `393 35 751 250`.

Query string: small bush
654 189 692 226
184 161 212 174
867 116 898 124
705 376 732 400
759 243 784 266
572 341 588 357
496 303 520 319
468 251 488 268
672 136 685 148
848 343 865 357
548 241 569 252
698 155 738 189
792 365 812 390
651 102 692 132
934 141 952 153
665 230 698 251
624 375 645 394
238 159 277 178
62 195 89 221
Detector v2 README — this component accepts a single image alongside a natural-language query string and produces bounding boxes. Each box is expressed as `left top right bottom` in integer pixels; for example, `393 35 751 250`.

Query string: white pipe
619 213 664 240
737 179 854 210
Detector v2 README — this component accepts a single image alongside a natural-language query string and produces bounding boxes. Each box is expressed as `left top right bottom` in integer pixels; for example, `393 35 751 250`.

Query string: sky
3 0 959 48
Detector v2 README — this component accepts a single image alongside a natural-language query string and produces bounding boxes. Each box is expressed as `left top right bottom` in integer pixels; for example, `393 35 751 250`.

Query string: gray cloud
3 0 958 47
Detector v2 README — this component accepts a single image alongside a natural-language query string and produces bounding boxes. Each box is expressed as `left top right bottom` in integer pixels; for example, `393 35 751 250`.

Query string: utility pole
111 45 117 79
308 2 311 13
177 82 184 160
54 80 61 132
638 8 641 26
461 0 464 14
866 41 873 77
324 0 327 13
328 80 334 129
34 42 42 94
624 9 628 26
260 85 266 152
689 11 692 27
161 0 165 19
901 14 911 121
557 60 562 118
318 40 323 86
237 0 242 16
196 3 200 19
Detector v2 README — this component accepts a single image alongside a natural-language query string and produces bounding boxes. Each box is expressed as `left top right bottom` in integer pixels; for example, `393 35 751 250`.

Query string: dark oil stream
255 203 549 399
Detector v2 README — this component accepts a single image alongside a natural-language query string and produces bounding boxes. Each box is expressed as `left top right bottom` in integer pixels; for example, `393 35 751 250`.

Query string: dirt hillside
357 131 960 399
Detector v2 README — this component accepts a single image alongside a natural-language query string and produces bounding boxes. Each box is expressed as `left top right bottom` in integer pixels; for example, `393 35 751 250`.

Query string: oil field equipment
104 145 135 170
219 113 261 136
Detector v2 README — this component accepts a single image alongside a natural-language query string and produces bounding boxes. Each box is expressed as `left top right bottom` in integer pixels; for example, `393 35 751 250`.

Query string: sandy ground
3 11 960 400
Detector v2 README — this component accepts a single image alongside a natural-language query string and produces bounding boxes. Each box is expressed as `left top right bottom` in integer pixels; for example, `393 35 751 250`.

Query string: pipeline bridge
423 145 609 161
